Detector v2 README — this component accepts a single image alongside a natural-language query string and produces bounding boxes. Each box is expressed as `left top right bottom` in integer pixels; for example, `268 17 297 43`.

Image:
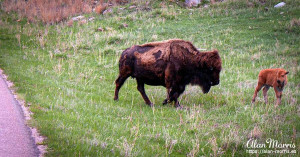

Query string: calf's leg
262 85 270 104
252 83 263 103
274 87 282 107
137 79 153 107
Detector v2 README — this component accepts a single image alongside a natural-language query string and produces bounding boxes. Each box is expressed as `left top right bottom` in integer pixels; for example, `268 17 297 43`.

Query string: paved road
0 72 39 157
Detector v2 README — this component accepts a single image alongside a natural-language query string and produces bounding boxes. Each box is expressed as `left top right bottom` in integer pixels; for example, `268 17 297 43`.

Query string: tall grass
0 0 299 156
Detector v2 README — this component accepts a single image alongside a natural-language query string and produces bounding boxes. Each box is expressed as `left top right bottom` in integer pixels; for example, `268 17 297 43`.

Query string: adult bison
114 39 222 107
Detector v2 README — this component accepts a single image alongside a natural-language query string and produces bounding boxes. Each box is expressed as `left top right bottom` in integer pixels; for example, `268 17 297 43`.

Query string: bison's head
207 66 221 86
197 50 222 93
200 66 221 93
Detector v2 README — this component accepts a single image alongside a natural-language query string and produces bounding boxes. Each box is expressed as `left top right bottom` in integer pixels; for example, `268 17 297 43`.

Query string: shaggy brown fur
252 68 289 106
114 39 222 107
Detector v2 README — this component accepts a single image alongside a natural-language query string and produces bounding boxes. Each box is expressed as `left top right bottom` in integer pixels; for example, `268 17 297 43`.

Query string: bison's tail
118 48 135 77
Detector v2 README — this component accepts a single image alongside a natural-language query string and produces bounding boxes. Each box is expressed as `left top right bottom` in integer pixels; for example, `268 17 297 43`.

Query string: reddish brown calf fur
252 68 289 106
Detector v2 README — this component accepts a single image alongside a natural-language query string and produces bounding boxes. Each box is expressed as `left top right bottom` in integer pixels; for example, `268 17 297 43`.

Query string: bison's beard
190 76 211 94
200 84 211 94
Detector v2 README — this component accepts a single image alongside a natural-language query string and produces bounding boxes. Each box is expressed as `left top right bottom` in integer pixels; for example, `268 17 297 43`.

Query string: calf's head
276 70 289 90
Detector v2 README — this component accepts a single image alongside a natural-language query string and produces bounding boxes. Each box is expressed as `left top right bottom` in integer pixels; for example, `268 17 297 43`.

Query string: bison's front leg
169 85 185 108
163 63 175 105
136 79 153 107
162 88 171 105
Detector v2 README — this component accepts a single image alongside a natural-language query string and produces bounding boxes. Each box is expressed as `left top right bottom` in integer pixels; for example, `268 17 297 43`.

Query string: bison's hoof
163 99 171 105
175 104 183 109
148 103 154 107
175 103 181 108
162 99 168 105
114 97 119 101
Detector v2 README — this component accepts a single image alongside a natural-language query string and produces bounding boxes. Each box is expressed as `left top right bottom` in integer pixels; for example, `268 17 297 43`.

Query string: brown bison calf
114 39 222 108
252 68 289 106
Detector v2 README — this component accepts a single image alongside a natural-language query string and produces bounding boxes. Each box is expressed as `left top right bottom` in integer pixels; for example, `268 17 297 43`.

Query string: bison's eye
210 67 213 71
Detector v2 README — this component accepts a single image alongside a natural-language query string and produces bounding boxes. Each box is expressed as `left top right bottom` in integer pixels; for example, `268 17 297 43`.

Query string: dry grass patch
2 0 93 24
248 126 262 139
289 18 300 27
287 18 300 33
1 0 136 24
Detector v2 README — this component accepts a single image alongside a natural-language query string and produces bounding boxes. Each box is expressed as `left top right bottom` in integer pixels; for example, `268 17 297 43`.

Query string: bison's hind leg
114 64 133 101
114 74 130 101
262 85 270 104
252 83 263 103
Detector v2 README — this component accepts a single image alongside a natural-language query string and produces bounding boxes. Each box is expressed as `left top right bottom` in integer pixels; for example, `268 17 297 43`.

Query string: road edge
0 69 47 157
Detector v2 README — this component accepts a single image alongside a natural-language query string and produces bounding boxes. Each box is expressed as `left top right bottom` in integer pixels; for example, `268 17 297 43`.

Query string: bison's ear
285 71 289 75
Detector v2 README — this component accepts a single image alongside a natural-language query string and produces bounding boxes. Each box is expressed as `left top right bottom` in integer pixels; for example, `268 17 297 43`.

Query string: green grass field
0 0 299 156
